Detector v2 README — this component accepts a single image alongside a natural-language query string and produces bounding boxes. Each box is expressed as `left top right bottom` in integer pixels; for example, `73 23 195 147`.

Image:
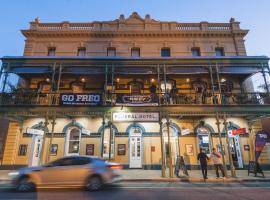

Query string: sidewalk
1 169 270 183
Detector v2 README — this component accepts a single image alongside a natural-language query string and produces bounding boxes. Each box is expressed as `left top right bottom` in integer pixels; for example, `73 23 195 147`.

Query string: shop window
47 47 56 56
102 127 115 159
77 47 86 56
191 47 201 56
18 144 27 156
131 47 140 57
107 47 116 57
38 81 51 93
66 127 81 155
161 48 171 57
160 80 174 93
215 47 225 56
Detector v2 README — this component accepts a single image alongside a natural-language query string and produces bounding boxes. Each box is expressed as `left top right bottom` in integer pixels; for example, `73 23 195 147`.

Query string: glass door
129 136 142 168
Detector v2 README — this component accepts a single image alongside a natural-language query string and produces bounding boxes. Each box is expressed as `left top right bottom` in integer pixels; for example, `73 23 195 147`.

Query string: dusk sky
0 0 270 58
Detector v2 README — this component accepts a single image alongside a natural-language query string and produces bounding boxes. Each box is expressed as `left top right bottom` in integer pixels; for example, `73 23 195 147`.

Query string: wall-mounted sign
86 144 94 156
60 93 102 106
244 145 250 151
81 128 91 136
232 128 247 135
182 128 190 136
26 128 44 136
50 144 58 155
113 112 159 122
116 94 158 106
117 144 126 155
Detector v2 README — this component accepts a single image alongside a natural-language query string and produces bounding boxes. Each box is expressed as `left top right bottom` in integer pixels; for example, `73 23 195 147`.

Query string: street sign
26 128 44 136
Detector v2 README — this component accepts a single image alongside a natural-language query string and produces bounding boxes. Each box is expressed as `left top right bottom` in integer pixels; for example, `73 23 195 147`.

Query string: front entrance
129 127 143 168
29 135 43 166
229 135 243 168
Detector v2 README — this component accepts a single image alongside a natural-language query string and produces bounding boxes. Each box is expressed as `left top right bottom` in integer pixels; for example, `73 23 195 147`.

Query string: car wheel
86 176 103 191
16 177 35 192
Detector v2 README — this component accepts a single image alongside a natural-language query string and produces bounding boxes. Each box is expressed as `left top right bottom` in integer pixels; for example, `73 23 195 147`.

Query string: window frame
161 48 171 57
47 47 56 56
191 47 201 57
107 47 116 57
77 47 86 56
215 47 225 56
131 47 140 57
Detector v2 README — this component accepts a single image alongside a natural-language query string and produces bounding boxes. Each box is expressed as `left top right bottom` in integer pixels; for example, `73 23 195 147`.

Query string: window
66 127 81 155
103 127 115 159
107 47 116 57
191 48 201 56
71 81 84 93
47 47 56 56
131 47 140 57
77 47 86 56
18 144 27 156
215 47 225 56
161 48 171 57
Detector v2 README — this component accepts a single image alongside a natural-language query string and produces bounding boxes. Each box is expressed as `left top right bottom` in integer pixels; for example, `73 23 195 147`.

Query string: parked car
8 156 122 192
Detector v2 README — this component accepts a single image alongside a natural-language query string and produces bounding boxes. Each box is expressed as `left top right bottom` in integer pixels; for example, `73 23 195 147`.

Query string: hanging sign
232 128 247 135
60 93 102 106
113 112 159 122
255 130 269 161
181 128 190 136
26 128 44 136
116 94 158 106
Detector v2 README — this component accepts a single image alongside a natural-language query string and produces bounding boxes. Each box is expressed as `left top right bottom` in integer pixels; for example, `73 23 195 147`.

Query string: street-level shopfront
3 111 257 170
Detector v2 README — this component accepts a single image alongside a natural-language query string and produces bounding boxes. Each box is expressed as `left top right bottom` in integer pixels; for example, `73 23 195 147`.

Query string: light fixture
221 78 226 83
45 78 50 82
186 78 190 83
81 78 86 82
151 78 155 83
116 78 120 82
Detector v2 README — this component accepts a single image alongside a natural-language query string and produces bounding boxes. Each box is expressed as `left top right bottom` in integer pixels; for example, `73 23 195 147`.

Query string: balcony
0 91 269 107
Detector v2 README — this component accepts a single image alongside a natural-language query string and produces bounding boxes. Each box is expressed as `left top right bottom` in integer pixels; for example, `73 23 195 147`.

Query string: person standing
211 148 225 178
197 148 209 179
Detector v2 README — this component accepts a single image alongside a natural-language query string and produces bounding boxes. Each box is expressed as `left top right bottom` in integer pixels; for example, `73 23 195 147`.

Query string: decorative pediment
125 12 145 24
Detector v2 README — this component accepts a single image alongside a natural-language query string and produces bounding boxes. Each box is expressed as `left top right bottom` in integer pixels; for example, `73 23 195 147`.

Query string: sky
0 0 270 58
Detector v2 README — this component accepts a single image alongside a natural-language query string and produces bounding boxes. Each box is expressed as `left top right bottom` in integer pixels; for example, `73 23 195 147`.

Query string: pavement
1 169 270 184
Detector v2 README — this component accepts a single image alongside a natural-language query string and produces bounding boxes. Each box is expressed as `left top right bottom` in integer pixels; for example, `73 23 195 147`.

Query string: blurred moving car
8 156 122 192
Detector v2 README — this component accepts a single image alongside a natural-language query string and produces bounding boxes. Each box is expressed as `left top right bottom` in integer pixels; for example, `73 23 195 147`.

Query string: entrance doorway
29 135 43 166
162 126 179 166
129 127 143 168
229 135 243 168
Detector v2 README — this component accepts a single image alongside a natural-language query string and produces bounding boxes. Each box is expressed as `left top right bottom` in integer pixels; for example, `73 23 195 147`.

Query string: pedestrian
211 148 225 179
197 148 209 179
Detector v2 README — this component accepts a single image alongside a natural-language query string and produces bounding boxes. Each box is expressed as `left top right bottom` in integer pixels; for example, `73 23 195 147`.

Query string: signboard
174 155 189 177
232 128 247 135
117 144 126 155
86 144 94 156
255 130 269 161
181 128 190 136
81 128 91 136
116 94 158 106
113 112 159 122
26 128 44 136
60 93 102 106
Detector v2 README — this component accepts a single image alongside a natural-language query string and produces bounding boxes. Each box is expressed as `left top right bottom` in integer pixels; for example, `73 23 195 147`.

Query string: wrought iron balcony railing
0 91 269 106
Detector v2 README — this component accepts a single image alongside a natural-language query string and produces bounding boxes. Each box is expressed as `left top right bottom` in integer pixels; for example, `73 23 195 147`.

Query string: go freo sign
60 93 102 106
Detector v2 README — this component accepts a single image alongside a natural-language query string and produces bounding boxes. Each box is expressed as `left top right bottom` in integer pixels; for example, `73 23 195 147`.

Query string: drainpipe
215 112 228 177
159 112 165 177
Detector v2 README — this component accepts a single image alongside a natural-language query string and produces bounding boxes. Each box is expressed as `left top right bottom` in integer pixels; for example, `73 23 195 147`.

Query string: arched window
65 127 81 155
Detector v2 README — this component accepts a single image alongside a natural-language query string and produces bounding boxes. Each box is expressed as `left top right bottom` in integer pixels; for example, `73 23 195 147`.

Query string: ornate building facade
0 12 270 171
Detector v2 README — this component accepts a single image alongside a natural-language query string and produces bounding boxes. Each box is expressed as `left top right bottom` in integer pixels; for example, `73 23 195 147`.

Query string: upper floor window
215 47 225 56
47 47 56 56
107 47 116 57
161 48 171 57
191 48 201 56
131 47 140 57
77 47 86 56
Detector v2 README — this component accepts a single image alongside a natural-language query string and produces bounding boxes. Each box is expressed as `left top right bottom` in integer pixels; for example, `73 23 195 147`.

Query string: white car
8 156 122 192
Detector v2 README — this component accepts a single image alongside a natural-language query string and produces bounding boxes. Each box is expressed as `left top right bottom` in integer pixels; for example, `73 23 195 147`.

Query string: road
0 182 270 200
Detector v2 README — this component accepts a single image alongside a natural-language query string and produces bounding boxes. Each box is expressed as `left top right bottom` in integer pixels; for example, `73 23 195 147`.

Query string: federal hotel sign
113 112 159 122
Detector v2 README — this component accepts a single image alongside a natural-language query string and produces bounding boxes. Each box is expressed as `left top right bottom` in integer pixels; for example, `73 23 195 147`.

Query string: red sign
232 128 247 135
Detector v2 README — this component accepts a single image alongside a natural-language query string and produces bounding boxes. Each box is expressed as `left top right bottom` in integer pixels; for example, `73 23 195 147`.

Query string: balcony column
223 113 236 178
208 64 216 104
49 63 56 105
163 64 168 105
261 63 269 94
157 64 161 106
46 114 56 163
108 115 113 160
215 113 228 177
40 114 49 165
56 63 62 92
248 121 254 161
100 114 106 158
111 64 115 106
0 63 4 86
159 112 165 177
104 64 108 105
215 63 222 104
1 63 10 93
166 113 173 178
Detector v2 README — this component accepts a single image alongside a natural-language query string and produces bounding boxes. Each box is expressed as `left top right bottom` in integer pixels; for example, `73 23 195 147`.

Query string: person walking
211 148 225 178
197 148 209 179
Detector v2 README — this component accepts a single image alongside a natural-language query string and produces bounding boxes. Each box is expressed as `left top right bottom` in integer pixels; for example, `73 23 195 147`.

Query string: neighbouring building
0 12 270 170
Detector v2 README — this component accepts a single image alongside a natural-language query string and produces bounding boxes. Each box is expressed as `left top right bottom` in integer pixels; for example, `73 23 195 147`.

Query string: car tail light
107 164 123 169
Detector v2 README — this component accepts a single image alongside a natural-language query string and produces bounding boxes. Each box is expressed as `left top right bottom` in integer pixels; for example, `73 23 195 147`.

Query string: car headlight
8 171 20 176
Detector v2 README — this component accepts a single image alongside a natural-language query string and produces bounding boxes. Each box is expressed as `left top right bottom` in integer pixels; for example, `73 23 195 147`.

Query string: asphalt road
0 182 270 200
